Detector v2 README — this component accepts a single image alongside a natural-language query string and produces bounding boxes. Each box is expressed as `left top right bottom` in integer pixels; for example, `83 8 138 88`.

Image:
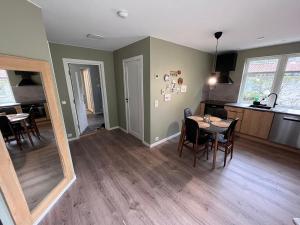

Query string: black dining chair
211 108 228 120
178 108 193 153
0 116 22 150
179 118 209 167
184 108 193 119
211 118 239 166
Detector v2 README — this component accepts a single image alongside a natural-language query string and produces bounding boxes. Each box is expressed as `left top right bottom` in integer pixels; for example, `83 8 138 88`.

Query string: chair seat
212 134 228 144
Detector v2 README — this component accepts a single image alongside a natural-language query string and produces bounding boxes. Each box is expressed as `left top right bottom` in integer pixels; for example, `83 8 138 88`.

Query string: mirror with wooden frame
0 55 75 225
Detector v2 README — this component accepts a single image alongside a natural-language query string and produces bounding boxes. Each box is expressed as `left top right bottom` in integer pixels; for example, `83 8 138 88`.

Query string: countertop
225 102 300 116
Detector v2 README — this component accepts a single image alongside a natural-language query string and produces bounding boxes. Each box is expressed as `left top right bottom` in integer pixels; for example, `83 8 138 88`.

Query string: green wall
150 37 212 144
0 0 55 223
49 43 118 137
113 37 151 143
207 42 300 102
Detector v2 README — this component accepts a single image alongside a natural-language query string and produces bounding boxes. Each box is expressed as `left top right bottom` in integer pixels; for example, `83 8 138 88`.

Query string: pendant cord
212 39 219 72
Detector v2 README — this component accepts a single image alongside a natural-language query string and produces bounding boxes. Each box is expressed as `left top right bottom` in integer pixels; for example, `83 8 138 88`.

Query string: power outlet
154 100 159 108
155 136 159 141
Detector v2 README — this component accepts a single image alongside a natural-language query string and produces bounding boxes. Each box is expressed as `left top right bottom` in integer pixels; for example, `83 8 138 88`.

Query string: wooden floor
40 129 300 225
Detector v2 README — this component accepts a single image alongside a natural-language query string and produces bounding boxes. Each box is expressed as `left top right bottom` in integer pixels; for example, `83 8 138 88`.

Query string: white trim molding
149 132 181 148
62 58 110 139
33 176 76 225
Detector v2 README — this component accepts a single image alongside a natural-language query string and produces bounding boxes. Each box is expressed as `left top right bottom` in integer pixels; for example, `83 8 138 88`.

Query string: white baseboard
149 132 181 148
108 126 128 133
33 176 76 225
68 136 79 142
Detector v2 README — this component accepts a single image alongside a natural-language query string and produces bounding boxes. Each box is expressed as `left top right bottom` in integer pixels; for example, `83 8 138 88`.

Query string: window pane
285 56 300 72
247 58 279 73
278 71 300 109
241 73 275 103
0 70 15 104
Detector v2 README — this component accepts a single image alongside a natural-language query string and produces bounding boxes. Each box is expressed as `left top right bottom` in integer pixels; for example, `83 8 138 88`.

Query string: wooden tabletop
7 113 29 123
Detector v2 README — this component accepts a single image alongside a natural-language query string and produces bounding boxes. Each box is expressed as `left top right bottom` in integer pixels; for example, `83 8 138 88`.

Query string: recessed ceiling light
117 9 129 18
257 36 265 40
86 34 104 40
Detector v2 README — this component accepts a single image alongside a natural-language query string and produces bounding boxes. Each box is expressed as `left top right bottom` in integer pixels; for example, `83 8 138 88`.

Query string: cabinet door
225 107 243 132
240 109 274 139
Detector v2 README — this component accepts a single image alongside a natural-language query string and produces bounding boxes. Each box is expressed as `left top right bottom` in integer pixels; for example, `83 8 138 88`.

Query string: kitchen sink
249 104 272 109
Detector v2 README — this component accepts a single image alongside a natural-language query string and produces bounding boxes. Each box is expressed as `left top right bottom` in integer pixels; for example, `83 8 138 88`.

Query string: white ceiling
32 0 300 52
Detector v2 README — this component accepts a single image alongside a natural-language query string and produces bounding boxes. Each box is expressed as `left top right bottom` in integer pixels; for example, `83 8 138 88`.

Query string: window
238 54 300 109
0 70 15 104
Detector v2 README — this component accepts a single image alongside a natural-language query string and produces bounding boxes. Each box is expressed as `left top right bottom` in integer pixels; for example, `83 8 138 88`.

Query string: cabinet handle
283 116 300 122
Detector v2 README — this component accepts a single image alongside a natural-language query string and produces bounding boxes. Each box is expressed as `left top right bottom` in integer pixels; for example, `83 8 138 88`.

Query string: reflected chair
0 116 22 150
184 108 193 119
26 106 41 139
0 107 17 115
211 118 239 166
179 118 209 167
178 108 193 153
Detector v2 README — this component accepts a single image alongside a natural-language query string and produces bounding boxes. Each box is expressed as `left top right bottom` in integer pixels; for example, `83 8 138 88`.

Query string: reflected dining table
181 115 231 169
7 113 34 146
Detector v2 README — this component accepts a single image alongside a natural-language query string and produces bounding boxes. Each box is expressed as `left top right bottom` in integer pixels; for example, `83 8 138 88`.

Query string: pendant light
208 31 223 87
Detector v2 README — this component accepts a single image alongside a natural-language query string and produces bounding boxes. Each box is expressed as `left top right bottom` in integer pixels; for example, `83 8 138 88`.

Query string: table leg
22 120 34 146
212 132 218 169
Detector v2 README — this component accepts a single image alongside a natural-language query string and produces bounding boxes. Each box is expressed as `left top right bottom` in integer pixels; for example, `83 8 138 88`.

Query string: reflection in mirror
0 69 64 211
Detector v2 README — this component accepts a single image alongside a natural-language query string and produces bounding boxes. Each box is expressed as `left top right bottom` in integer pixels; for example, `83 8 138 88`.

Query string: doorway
123 55 144 142
63 59 109 138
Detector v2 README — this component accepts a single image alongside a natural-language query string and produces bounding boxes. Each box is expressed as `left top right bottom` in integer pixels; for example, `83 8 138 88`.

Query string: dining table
7 113 34 146
188 115 231 169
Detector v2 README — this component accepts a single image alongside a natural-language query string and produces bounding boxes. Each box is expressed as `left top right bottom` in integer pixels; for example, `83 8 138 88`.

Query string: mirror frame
0 54 75 225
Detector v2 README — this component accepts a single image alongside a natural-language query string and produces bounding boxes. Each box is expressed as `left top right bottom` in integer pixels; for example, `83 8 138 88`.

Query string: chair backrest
0 107 17 115
211 108 228 119
185 118 199 144
184 108 193 119
28 106 36 124
224 118 239 141
0 116 13 137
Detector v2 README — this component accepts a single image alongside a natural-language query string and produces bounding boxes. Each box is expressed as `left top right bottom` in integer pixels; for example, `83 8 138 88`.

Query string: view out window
277 56 300 108
238 54 300 109
0 69 15 104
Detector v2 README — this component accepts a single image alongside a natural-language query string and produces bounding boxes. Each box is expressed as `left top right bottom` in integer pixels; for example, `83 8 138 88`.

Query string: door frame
122 55 144 142
63 58 110 138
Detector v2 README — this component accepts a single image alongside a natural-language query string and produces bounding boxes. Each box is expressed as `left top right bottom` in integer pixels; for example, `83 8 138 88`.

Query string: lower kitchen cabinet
240 109 274 139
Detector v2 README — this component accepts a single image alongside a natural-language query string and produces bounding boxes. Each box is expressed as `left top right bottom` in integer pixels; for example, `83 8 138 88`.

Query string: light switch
154 99 159 108
61 101 67 105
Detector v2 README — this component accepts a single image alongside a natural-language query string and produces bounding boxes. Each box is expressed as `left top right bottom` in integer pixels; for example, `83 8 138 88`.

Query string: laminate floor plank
40 129 300 225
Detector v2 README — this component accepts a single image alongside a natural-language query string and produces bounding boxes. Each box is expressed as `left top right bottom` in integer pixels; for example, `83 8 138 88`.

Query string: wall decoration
155 74 159 79
181 85 187 93
164 74 170 81
164 93 171 101
172 79 176 84
178 77 183 85
161 89 165 95
170 71 177 76
177 70 181 75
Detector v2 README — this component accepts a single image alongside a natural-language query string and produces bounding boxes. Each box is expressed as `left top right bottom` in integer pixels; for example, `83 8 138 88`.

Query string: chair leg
206 142 209 160
224 147 228 167
230 144 234 159
179 142 184 157
193 144 197 167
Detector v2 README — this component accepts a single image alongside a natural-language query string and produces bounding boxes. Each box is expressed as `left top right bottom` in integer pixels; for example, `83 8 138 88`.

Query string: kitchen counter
225 102 300 116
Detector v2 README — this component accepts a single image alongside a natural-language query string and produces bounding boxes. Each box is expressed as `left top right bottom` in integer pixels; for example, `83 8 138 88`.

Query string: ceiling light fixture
86 34 104 40
117 9 129 18
207 31 223 87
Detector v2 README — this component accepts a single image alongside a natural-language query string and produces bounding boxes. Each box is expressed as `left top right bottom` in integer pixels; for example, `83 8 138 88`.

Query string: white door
123 56 143 141
68 64 88 133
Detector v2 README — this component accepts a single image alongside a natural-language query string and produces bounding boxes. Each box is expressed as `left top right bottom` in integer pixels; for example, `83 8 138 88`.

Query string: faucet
267 93 278 108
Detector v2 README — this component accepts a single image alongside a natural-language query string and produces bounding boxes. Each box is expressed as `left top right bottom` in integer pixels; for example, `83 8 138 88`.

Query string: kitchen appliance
269 113 300 149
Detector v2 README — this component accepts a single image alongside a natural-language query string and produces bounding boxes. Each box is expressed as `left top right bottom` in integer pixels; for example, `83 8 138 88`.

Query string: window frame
0 69 16 104
238 53 300 108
